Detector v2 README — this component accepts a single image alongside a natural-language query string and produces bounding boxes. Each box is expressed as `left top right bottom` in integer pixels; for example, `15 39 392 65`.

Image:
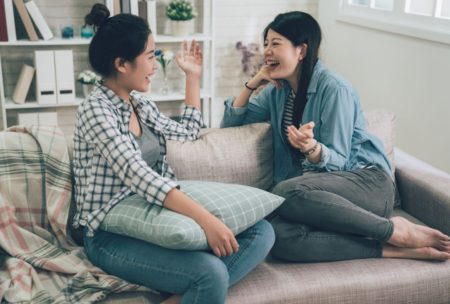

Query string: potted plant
77 70 100 97
155 49 174 95
165 0 197 36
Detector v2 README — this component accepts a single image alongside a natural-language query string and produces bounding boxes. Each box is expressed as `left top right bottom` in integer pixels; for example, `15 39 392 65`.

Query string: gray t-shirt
132 122 161 169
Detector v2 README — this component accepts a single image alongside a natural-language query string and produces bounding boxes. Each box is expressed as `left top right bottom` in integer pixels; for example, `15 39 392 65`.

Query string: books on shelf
121 0 130 14
0 0 8 41
13 0 38 41
104 0 157 36
24 0 53 41
12 64 35 104
138 0 157 37
130 0 139 15
105 0 114 15
4 0 17 42
114 0 121 15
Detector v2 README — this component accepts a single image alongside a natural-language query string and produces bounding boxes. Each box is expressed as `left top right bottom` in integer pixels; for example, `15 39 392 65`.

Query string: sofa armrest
395 148 450 234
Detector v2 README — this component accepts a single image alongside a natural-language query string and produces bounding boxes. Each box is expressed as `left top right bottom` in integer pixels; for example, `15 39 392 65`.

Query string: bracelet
244 81 257 91
302 141 319 156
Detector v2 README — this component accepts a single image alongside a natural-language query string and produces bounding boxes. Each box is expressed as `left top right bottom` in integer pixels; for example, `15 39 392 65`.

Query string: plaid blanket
0 125 151 303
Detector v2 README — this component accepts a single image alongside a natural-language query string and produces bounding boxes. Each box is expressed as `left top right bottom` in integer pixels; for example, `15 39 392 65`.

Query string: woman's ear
298 43 308 61
114 57 128 74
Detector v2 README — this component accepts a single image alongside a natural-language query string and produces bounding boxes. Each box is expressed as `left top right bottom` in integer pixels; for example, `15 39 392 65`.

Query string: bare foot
388 216 450 250
383 244 450 261
161 294 182 304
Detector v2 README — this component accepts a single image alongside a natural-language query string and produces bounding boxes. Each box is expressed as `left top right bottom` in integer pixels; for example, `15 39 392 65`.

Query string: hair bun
85 3 110 28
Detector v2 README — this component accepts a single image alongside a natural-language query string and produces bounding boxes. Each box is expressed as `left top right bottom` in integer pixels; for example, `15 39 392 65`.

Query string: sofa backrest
167 110 395 189
167 122 274 190
65 110 395 190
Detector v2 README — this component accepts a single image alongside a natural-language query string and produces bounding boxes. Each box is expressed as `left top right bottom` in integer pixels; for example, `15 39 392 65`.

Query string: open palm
175 40 203 78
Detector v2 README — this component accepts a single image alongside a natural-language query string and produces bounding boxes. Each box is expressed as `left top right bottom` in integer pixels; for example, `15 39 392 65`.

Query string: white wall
317 1 450 173
211 0 318 126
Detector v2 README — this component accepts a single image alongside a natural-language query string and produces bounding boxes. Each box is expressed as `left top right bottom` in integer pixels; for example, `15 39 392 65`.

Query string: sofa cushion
365 110 395 174
226 252 450 304
167 122 273 190
100 180 284 250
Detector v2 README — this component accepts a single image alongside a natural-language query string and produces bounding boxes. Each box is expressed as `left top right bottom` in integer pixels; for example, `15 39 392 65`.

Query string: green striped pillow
100 180 284 250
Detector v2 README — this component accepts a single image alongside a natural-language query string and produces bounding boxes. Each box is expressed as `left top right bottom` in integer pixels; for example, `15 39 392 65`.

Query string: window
337 0 450 44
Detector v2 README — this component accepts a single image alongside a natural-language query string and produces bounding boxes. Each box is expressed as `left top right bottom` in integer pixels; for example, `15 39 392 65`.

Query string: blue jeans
84 220 274 304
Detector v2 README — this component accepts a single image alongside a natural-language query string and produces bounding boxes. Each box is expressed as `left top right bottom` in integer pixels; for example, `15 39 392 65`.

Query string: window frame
337 0 450 45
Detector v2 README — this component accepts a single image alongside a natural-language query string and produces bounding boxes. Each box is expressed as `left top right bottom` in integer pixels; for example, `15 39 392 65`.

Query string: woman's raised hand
175 40 203 78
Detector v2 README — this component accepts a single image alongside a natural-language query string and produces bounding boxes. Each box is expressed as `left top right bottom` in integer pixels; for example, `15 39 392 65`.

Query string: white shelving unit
0 0 214 131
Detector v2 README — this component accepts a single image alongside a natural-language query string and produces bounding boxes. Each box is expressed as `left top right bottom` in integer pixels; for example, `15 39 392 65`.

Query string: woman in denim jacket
222 11 450 262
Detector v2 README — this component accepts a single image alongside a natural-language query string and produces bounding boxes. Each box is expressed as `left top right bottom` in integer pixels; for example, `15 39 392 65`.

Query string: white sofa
96 110 450 303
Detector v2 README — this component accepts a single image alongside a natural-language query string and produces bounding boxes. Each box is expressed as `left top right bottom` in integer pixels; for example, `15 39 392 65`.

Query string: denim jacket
221 60 391 186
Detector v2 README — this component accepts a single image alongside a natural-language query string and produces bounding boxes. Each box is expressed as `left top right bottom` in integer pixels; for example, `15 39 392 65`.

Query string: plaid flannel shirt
72 83 203 235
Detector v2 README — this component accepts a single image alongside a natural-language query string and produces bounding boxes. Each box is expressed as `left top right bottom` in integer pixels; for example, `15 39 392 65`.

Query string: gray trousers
271 166 396 262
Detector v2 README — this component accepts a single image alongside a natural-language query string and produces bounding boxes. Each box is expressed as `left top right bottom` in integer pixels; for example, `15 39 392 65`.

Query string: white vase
82 84 94 98
170 20 194 36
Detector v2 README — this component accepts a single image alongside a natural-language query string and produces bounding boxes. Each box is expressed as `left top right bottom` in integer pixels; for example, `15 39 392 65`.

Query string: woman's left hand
287 121 316 152
175 40 203 78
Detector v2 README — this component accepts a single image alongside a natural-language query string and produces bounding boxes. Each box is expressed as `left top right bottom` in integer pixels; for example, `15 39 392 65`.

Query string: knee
181 256 229 303
272 179 293 198
271 230 298 261
272 179 310 200
242 220 275 259
270 218 309 262
193 256 229 291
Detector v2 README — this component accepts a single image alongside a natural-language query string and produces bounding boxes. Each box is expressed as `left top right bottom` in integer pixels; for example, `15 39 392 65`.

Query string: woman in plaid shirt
73 4 275 304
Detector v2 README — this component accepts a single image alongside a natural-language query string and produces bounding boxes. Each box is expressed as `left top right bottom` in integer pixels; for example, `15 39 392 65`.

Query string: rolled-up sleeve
157 104 203 141
221 85 273 128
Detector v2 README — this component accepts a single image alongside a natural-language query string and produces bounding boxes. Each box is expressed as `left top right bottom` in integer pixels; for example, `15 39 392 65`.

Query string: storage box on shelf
0 0 214 133
0 38 90 133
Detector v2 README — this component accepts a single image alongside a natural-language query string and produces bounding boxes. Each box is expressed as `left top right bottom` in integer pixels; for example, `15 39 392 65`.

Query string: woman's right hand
163 188 238 257
196 214 239 257
247 64 282 89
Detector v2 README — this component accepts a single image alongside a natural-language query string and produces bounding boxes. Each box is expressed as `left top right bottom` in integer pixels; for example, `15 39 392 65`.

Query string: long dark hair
264 11 321 126
85 3 151 78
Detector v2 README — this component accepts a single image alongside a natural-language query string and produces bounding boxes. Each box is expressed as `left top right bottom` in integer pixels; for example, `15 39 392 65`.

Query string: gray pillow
100 180 284 250
167 122 273 190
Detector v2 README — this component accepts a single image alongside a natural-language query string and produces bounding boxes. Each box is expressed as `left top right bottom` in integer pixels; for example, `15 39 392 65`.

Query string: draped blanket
0 126 149 303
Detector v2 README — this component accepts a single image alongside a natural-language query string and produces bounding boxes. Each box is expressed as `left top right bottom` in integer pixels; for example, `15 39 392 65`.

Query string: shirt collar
307 59 325 94
95 81 130 110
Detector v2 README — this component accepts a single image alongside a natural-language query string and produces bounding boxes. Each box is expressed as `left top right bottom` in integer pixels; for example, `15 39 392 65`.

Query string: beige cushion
365 110 395 174
167 122 273 190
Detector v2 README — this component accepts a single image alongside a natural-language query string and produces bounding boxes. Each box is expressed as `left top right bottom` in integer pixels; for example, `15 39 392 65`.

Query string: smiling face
264 29 304 83
121 34 158 93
